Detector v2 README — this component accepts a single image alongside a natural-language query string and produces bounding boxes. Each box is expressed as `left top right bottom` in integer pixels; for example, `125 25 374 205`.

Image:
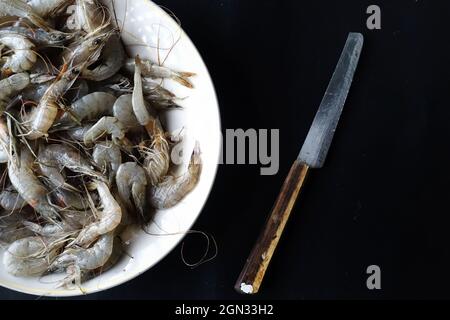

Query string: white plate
0 0 221 297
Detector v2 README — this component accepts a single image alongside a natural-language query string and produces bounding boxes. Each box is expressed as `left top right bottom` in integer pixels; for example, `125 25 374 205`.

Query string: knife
235 32 364 294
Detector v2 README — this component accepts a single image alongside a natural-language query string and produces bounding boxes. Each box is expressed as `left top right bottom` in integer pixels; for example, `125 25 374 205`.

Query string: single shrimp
124 57 196 88
83 116 125 145
82 34 125 82
0 0 53 31
71 180 121 247
150 145 202 209
0 26 75 48
132 56 152 126
0 34 37 74
116 162 147 219
8 147 59 222
93 141 122 183
57 92 116 127
23 65 85 140
38 144 105 189
0 73 30 113
140 118 170 186
3 236 59 276
50 232 114 288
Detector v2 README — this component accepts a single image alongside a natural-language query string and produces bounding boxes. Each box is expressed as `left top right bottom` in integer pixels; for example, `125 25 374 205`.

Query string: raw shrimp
24 65 85 140
93 141 122 182
113 94 140 130
50 232 114 288
132 56 152 126
27 0 70 18
0 34 37 73
116 162 147 218
150 145 202 209
82 34 125 82
3 236 59 276
0 0 203 285
63 31 112 69
83 116 125 145
141 118 170 186
80 235 124 283
0 0 52 31
72 180 121 247
0 190 26 211
58 92 116 126
72 0 111 34
0 26 74 47
124 57 196 88
0 73 30 113
8 147 60 222
38 144 105 188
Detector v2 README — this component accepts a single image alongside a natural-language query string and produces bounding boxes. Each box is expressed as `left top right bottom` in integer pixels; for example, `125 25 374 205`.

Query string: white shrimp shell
3 237 55 276
0 35 37 72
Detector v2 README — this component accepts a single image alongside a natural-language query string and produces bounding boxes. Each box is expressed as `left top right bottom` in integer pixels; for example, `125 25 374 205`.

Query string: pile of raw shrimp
0 0 201 288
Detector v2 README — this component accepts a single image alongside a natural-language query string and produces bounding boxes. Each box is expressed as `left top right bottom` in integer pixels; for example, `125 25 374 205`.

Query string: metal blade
298 33 363 168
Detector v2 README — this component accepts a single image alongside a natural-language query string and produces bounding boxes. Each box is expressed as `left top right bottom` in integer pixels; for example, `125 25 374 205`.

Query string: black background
2 0 450 300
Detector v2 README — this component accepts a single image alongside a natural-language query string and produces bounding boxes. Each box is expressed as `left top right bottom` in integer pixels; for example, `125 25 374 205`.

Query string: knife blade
235 32 364 295
299 32 364 168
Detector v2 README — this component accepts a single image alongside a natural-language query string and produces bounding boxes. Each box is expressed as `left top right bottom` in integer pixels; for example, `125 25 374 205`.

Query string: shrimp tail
171 71 196 89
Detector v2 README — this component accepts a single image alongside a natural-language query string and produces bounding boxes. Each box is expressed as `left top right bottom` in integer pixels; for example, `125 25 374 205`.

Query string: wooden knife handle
235 160 310 294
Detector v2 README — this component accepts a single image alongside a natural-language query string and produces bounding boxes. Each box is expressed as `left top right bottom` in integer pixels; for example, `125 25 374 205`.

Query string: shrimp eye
93 39 101 46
